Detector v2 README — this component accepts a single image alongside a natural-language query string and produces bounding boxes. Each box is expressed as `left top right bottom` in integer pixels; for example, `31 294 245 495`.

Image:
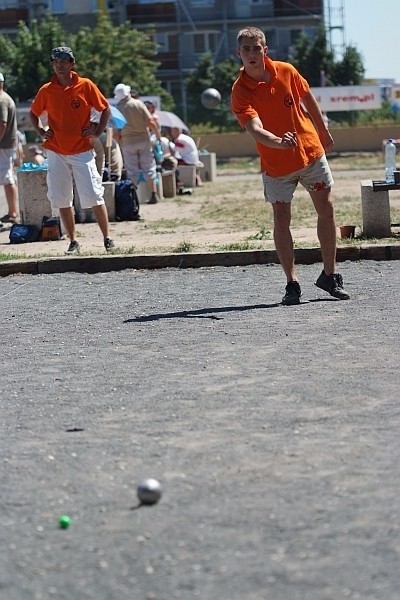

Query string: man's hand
42 128 54 140
280 131 297 148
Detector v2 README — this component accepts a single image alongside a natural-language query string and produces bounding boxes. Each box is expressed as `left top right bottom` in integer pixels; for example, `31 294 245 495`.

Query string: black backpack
115 179 140 221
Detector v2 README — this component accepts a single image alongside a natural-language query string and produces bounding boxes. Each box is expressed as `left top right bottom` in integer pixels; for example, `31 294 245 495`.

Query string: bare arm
93 106 111 137
148 117 161 141
29 111 52 140
244 117 297 149
302 91 334 152
83 106 111 142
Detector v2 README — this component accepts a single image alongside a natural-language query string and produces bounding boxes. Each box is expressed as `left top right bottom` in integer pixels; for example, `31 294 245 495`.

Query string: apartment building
0 0 324 108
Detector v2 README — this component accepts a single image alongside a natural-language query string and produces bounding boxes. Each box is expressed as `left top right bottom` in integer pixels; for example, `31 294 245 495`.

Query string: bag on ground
9 223 40 244
41 216 62 241
115 179 140 221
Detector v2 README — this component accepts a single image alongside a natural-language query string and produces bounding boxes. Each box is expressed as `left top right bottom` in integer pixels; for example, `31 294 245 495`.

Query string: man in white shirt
170 127 204 186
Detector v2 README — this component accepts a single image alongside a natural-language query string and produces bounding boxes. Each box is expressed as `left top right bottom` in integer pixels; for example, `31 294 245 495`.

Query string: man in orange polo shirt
30 46 114 253
231 27 350 305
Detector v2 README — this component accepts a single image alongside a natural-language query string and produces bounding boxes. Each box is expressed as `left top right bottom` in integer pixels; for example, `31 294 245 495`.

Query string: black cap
51 46 75 61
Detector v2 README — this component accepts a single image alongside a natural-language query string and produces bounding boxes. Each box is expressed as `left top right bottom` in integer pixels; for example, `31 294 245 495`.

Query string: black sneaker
146 193 159 204
104 237 115 251
0 214 18 224
315 270 350 300
66 240 80 254
282 281 301 305
178 187 193 195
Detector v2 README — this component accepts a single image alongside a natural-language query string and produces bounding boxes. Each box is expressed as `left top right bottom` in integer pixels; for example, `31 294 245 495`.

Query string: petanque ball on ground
58 515 71 529
137 478 162 505
201 88 221 109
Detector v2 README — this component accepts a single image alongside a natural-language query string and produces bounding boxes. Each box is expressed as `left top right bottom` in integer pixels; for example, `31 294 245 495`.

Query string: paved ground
1 260 400 600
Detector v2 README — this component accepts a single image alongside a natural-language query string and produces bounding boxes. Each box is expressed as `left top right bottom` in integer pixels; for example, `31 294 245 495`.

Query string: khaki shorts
262 155 334 204
121 138 157 186
0 148 16 185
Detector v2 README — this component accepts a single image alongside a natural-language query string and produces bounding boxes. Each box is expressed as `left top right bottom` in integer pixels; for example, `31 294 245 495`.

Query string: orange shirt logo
284 95 294 107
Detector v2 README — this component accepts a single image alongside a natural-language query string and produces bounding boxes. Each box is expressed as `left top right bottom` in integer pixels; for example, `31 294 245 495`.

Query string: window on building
155 33 179 53
0 1 18 7
168 34 179 53
50 0 66 13
190 0 215 6
193 32 218 55
265 29 276 49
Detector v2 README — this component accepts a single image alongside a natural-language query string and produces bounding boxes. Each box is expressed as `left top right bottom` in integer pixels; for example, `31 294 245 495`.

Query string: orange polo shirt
30 71 109 155
231 56 324 177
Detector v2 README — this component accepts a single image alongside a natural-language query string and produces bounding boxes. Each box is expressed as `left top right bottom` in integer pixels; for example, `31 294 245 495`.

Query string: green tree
0 34 16 88
331 45 364 85
291 27 366 125
8 14 68 101
71 13 170 105
292 26 365 88
0 12 172 108
291 27 335 86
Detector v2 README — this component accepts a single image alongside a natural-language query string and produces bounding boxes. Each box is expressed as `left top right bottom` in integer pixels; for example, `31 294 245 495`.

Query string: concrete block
17 169 62 230
199 152 217 182
74 181 116 223
178 165 196 187
361 180 391 238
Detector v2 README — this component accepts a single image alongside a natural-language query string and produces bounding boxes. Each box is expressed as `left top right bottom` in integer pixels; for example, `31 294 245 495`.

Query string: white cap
113 83 131 102
0 73 4 82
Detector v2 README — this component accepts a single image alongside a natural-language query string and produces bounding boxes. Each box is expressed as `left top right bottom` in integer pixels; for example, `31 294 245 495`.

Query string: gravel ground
1 260 400 600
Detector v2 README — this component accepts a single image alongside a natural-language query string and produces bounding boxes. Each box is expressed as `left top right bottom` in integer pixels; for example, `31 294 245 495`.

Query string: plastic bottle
385 139 397 183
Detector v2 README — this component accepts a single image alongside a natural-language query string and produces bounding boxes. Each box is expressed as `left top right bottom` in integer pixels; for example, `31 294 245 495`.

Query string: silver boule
137 478 162 505
201 87 221 109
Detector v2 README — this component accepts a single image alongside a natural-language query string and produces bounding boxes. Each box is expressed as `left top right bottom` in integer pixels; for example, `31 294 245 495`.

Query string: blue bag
153 141 164 165
9 223 40 244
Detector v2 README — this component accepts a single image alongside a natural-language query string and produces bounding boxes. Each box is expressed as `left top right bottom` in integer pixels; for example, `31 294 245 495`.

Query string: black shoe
282 281 301 305
315 270 350 300
1 214 18 223
146 194 159 204
66 240 80 254
104 237 115 251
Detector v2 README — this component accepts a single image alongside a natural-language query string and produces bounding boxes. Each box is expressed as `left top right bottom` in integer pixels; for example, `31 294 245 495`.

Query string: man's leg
59 207 77 242
70 150 113 246
272 201 297 282
273 201 302 305
92 204 111 239
310 187 350 299
4 183 18 219
309 187 336 275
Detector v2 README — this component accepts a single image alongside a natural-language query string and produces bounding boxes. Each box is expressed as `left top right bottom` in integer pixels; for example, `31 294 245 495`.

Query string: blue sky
344 0 400 83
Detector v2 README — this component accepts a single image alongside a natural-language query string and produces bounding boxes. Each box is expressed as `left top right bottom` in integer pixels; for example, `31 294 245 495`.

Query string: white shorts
0 148 16 185
46 149 104 209
262 155 334 204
